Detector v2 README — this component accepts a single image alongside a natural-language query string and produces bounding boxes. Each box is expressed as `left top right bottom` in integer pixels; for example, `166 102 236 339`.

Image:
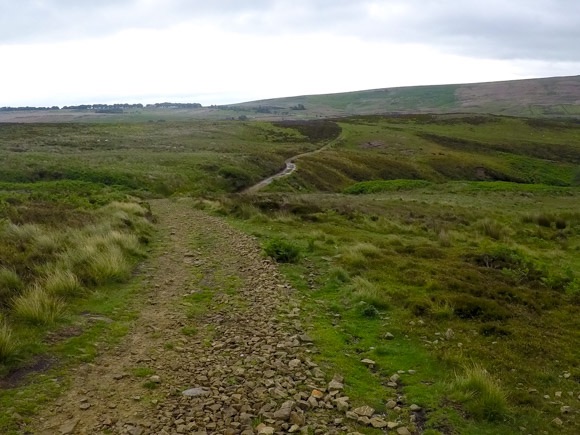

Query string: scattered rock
397 427 412 435
409 404 421 411
385 333 395 340
552 417 563 426
289 358 301 369
273 400 295 421
182 387 211 397
370 417 388 428
256 423 275 434
328 379 344 391
58 418 80 434
386 400 397 409
361 359 376 367
353 405 374 417
336 397 350 412
149 375 161 383
311 389 325 399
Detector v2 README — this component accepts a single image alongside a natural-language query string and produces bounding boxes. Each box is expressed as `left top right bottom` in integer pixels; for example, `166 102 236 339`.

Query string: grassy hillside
0 114 579 434
235 75 580 119
266 115 580 192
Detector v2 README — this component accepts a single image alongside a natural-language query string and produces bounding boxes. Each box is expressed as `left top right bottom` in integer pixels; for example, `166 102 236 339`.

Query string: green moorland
234 75 580 118
0 113 579 434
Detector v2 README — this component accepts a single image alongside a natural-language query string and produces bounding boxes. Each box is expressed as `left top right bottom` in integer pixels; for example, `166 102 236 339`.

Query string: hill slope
234 75 580 118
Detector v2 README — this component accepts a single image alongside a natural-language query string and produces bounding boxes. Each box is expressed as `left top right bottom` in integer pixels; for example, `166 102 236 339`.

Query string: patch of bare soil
26 199 358 434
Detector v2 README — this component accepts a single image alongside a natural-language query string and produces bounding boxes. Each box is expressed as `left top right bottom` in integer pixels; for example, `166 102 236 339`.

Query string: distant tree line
63 103 145 111
0 106 60 112
145 102 202 109
0 102 203 112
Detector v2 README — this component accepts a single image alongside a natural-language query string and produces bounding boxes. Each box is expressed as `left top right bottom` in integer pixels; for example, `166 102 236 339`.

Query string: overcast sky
1 0 579 107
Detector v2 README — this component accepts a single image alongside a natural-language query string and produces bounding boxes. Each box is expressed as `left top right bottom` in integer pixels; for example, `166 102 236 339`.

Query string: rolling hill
233 75 580 118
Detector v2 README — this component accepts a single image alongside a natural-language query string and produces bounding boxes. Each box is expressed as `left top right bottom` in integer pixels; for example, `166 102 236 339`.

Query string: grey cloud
1 0 579 62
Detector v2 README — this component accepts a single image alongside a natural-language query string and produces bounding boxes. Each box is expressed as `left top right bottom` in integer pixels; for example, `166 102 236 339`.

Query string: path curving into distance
242 134 342 194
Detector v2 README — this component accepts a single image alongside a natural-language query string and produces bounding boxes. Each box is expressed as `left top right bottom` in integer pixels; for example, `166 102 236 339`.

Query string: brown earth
26 199 363 435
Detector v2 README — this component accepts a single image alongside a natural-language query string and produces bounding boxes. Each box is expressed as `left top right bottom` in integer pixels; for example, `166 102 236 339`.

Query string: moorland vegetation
0 112 578 434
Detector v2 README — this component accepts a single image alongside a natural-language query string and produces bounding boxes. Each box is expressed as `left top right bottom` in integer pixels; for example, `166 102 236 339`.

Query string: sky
0 0 579 107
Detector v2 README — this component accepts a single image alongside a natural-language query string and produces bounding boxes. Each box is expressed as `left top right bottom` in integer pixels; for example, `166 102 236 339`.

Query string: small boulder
353 405 374 417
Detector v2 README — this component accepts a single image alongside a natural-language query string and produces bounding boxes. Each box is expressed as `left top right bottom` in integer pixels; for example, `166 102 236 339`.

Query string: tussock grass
430 299 455 319
12 286 66 325
0 317 17 362
451 364 509 422
3 223 44 243
43 268 83 298
349 276 389 309
0 267 24 304
340 242 381 269
329 267 350 283
88 245 131 283
105 201 148 217
438 229 452 247
34 232 62 254
476 218 508 240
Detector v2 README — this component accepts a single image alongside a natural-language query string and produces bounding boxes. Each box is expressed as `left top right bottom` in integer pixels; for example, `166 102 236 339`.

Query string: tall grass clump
2 223 44 244
340 242 381 269
451 364 509 422
88 245 131 283
43 268 83 298
0 267 24 306
65 243 132 285
329 266 351 283
0 317 17 362
476 218 508 240
12 286 66 325
104 201 148 217
349 276 389 309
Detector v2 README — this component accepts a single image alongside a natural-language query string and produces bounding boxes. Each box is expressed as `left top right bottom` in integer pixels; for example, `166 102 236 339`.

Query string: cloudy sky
1 0 579 107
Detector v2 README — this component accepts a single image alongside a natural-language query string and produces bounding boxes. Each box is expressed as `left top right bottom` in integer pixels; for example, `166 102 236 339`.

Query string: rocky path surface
30 199 360 435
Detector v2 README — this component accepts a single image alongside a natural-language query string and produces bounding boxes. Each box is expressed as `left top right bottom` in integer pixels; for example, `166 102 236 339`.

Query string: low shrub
451 365 509 422
264 238 301 263
12 286 65 325
358 302 380 318
452 294 511 320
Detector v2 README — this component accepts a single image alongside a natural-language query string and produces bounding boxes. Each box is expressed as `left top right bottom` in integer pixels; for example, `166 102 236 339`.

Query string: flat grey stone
182 387 211 397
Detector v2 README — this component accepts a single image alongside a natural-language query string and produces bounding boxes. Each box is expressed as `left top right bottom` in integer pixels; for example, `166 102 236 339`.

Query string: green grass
1 113 580 434
12 287 66 325
451 365 510 422
0 318 16 363
212 182 580 434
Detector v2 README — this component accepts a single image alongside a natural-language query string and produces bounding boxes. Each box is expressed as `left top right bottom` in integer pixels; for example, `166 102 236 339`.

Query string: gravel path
30 199 360 435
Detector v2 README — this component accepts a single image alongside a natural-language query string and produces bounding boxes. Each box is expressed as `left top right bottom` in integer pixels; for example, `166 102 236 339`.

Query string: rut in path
30 199 356 435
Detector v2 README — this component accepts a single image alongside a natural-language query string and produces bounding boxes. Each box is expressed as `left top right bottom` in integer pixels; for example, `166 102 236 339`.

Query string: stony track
30 199 362 435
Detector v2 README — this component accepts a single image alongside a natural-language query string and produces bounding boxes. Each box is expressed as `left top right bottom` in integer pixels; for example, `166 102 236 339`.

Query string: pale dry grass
12 285 66 325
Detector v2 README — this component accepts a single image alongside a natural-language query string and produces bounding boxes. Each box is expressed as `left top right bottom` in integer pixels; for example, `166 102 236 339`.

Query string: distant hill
233 75 580 118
